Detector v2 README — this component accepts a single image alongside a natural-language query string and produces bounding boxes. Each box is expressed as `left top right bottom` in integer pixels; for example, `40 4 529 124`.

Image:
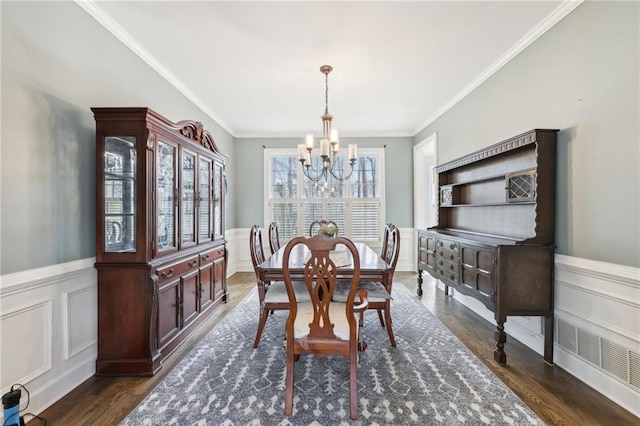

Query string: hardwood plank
31 272 637 425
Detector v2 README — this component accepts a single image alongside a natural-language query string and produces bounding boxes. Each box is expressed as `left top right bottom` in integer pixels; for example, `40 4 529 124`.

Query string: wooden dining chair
282 234 368 420
249 225 309 348
309 219 338 237
268 221 280 255
333 223 400 347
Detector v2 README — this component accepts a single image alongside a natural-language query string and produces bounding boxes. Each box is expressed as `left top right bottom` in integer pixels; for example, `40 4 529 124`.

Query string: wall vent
629 351 640 390
601 340 629 383
577 328 600 366
557 317 640 392
557 318 576 353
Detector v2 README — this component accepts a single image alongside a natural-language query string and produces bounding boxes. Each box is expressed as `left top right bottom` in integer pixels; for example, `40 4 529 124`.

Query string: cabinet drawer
156 255 199 283
436 242 459 263
436 238 459 252
200 246 225 265
436 258 459 283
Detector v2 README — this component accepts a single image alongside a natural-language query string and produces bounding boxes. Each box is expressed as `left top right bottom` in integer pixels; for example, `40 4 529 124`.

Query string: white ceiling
79 1 577 138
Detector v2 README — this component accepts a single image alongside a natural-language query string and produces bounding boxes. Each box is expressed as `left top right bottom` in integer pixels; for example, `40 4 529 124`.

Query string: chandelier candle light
298 65 357 182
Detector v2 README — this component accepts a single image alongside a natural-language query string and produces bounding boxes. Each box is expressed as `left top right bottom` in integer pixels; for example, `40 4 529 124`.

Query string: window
265 148 384 245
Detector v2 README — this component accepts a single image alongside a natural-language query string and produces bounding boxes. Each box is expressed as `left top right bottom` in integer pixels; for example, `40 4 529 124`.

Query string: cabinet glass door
198 157 212 242
104 136 136 252
157 141 177 252
213 161 224 240
181 149 196 247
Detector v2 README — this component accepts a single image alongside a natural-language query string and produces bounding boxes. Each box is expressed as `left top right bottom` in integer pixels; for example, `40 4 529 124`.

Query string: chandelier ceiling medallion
297 65 357 183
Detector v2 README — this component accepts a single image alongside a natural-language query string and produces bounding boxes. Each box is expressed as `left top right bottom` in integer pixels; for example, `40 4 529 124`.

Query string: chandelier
297 65 357 182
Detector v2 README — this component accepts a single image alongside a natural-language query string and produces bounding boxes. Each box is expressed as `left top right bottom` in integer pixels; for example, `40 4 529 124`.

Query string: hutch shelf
93 107 228 376
417 129 558 365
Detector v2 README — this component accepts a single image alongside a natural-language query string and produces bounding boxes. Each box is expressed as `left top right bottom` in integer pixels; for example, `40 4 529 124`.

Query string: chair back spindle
268 221 281 255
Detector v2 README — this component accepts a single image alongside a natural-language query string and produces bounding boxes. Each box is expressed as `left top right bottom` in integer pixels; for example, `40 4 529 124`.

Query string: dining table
256 241 391 351
256 241 392 286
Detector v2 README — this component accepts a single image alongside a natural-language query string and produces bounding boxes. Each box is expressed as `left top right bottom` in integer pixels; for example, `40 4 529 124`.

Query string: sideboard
417 129 558 365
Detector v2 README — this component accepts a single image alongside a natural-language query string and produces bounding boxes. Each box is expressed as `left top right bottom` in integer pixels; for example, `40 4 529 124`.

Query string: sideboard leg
544 315 554 365
417 270 423 297
493 321 507 364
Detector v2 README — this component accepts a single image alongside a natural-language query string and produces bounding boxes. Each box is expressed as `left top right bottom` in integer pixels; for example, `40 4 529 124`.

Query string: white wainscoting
1 231 637 420
0 259 97 423
429 253 640 418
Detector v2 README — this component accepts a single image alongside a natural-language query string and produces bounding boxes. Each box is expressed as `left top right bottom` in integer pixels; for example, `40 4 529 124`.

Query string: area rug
121 283 543 425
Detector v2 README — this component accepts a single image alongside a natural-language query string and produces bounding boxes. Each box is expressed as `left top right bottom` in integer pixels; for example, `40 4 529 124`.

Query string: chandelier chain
325 72 329 115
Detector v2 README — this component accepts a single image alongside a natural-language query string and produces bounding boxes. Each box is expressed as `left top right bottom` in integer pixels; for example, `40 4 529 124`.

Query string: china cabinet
93 107 228 376
417 129 558 365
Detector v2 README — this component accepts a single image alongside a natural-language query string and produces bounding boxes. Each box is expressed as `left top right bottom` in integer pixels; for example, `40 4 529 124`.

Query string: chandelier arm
327 159 356 182
300 162 327 182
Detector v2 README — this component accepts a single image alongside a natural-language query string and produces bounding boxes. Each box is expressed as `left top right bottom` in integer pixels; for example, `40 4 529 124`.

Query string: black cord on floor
20 413 47 425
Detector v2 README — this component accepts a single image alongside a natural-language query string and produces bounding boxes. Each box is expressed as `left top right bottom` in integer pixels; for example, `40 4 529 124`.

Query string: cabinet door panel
199 263 214 311
213 256 226 301
198 157 212 243
182 270 199 327
156 140 178 255
461 246 495 299
180 149 197 248
418 232 436 274
158 279 180 348
213 161 224 241
104 136 137 254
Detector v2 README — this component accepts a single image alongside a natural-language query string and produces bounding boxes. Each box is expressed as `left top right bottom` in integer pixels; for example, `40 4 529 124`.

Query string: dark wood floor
34 272 637 425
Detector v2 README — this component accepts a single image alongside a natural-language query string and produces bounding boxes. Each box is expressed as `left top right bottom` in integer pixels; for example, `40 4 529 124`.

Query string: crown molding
412 0 585 135
74 0 236 137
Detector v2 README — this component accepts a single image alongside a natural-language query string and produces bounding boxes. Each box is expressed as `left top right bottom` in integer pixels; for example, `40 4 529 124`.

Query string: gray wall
1 2 235 274
235 137 414 228
415 1 639 267
2 1 637 272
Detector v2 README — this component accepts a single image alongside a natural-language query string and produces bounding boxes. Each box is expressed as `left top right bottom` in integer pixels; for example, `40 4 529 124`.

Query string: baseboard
26 351 96 421
436 255 640 418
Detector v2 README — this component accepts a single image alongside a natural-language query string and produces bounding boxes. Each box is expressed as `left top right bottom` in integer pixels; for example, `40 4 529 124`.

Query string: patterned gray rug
122 283 542 425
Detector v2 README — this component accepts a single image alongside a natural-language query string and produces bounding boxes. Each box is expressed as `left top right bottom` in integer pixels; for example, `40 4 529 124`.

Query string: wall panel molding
0 261 96 420
0 299 52 387
63 286 98 359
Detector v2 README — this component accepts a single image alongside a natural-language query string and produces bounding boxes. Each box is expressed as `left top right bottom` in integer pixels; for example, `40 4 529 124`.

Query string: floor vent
557 317 640 392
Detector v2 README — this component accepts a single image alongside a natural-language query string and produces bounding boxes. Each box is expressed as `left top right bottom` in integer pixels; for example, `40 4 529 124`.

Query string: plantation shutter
351 201 380 242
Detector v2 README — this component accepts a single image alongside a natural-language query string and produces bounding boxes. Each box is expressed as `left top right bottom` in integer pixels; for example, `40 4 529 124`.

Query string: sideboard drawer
200 246 225 265
156 255 199 283
436 258 459 284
